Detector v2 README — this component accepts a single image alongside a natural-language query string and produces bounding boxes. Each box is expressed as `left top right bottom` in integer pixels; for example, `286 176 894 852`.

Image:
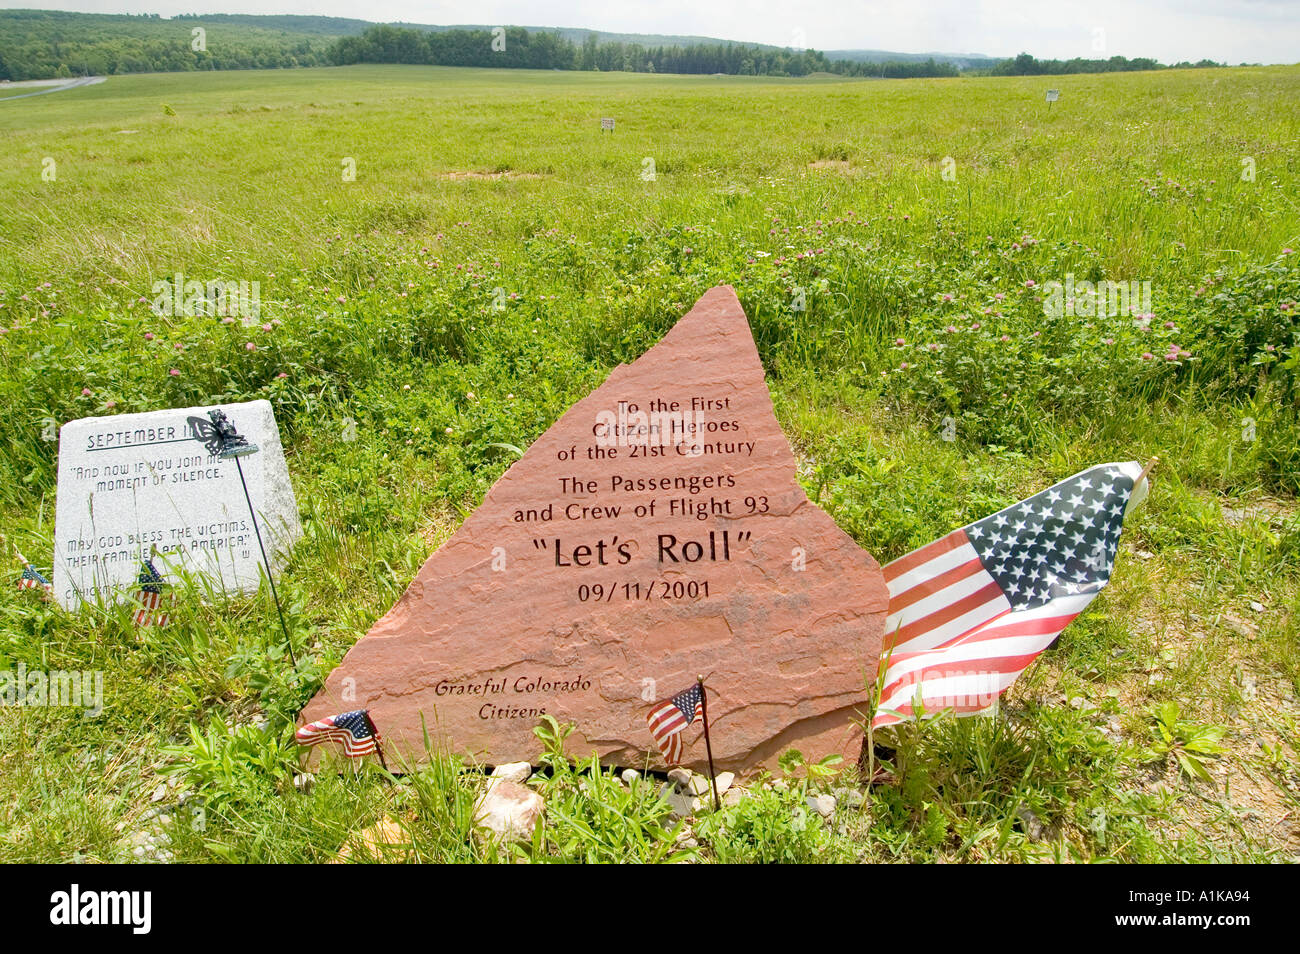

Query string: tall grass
0 64 1296 863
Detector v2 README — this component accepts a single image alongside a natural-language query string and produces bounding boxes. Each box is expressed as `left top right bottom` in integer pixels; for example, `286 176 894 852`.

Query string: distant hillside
326 26 962 78
825 49 998 69
181 18 1001 63
0 10 1222 82
0 10 337 78
0 10 996 80
179 16 944 55
393 24 766 49
169 14 369 37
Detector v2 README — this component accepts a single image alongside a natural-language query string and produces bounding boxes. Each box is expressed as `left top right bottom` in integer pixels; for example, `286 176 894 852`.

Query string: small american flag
17 561 52 593
295 709 379 758
133 556 170 627
646 684 704 765
873 461 1146 729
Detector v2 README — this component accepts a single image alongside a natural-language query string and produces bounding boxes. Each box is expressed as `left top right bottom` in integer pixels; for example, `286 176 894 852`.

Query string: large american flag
872 462 1147 729
133 556 171 627
295 709 380 758
646 684 705 766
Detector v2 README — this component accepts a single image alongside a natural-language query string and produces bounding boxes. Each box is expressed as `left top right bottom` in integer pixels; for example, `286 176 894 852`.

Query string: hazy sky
15 1 1300 63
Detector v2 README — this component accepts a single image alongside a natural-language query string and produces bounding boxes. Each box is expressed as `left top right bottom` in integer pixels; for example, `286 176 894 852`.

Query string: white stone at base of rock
667 790 701 818
53 399 300 611
474 780 544 841
806 793 837 819
490 761 532 784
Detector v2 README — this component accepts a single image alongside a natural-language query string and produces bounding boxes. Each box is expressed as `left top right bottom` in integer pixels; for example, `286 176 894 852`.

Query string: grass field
1 64 1297 863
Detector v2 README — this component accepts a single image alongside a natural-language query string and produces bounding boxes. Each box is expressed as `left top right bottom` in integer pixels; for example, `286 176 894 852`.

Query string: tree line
0 11 1228 83
329 28 1226 78
328 26 961 77
989 52 1224 75
328 28 1227 77
0 10 334 81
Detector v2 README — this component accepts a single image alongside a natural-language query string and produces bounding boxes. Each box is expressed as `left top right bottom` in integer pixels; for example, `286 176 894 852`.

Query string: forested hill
0 10 337 78
0 11 963 81
325 27 1226 78
326 26 958 77
0 10 1227 82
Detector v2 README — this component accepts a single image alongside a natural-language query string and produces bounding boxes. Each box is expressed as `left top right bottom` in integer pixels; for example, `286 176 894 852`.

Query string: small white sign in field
600 117 615 132
1046 89 1061 103
53 399 301 610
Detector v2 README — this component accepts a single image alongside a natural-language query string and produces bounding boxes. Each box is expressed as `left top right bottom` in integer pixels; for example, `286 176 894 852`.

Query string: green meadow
0 64 1297 862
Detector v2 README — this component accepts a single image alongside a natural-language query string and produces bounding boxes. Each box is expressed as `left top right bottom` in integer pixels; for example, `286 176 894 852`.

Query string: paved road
0 76 105 102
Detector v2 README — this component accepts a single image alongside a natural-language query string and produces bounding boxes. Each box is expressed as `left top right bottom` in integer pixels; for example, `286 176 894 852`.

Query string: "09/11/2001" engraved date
577 579 712 603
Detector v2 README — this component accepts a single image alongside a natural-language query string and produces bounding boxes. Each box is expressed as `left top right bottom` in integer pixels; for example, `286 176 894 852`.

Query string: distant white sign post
600 117 615 133
1046 89 1060 108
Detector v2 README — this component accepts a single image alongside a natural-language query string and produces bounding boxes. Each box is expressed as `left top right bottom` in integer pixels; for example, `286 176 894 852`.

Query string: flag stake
233 453 297 668
1137 456 1160 487
192 408 297 670
364 710 389 774
696 675 721 811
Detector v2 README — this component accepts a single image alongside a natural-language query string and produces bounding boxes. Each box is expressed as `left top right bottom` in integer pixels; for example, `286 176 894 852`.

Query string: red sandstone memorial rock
302 285 888 772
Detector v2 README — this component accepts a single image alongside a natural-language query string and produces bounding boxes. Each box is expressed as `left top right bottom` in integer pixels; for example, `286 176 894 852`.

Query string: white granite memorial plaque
53 399 300 610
